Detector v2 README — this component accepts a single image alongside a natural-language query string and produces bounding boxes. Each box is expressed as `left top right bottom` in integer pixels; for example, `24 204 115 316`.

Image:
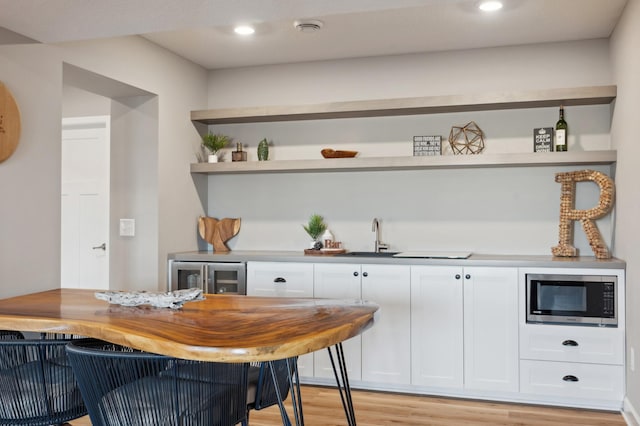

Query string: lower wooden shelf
190 150 616 175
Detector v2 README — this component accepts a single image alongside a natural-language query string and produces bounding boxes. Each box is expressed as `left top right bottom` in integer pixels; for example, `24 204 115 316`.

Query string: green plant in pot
303 214 327 249
202 132 230 163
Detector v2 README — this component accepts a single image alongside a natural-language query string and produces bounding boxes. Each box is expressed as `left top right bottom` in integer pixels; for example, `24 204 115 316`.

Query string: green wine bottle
555 106 568 152
258 138 269 161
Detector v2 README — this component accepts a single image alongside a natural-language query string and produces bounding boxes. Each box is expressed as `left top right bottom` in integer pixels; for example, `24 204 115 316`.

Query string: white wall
62 85 111 117
610 0 640 418
208 39 611 107
57 37 209 290
0 37 208 297
0 45 64 297
205 40 615 256
110 95 159 290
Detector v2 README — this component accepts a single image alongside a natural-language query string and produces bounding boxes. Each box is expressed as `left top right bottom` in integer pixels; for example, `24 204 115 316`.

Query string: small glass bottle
555 106 568 152
232 143 247 161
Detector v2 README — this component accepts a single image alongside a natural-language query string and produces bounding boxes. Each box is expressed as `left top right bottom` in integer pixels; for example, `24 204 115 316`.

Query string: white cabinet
519 312 625 407
411 266 519 393
463 267 519 392
517 268 625 409
360 264 411 385
246 261 314 377
313 263 363 380
410 266 463 388
246 261 314 297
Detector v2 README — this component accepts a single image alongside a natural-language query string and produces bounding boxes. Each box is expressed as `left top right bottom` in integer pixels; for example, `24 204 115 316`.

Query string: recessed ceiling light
294 20 324 33
478 1 503 12
234 25 255 35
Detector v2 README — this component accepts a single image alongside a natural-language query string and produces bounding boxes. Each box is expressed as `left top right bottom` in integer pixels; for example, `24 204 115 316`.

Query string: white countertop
168 250 625 269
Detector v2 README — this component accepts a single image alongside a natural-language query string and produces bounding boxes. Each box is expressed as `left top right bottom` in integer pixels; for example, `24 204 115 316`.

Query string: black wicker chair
66 338 249 426
0 330 87 426
243 357 298 426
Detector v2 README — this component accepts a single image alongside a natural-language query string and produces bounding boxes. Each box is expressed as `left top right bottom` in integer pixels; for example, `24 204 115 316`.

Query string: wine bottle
555 106 568 152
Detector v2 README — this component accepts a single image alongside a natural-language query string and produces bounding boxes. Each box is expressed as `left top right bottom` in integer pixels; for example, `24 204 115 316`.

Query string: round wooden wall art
0 82 21 163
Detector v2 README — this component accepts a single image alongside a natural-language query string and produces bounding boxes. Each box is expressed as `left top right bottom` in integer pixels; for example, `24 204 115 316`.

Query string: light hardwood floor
70 385 625 425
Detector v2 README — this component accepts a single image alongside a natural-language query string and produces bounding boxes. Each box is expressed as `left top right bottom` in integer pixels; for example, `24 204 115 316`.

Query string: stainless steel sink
335 251 400 258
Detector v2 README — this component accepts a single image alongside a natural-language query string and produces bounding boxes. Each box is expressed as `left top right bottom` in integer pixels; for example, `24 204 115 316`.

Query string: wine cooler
169 261 246 295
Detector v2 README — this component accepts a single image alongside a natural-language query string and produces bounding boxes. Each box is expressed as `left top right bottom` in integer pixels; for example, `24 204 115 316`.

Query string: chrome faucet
372 218 389 253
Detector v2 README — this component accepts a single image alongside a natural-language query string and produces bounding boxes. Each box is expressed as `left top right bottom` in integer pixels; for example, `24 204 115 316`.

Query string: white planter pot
208 153 219 163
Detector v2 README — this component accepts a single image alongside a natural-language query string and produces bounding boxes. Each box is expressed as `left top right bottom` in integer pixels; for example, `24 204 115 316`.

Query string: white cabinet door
361 264 411 385
314 263 362 380
411 266 463 388
464 267 519 392
246 261 314 377
246 261 314 297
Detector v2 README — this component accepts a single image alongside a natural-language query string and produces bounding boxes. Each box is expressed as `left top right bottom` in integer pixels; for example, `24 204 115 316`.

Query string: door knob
92 243 106 251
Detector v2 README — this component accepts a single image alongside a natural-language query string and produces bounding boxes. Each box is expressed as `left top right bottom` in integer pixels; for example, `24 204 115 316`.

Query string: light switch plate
119 218 135 237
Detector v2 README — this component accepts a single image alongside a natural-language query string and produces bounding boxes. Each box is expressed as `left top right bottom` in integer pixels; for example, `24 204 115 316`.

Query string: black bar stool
66 338 249 426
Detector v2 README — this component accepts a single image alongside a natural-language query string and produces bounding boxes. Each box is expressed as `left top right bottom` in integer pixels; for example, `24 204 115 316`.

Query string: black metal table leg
270 344 357 426
327 343 357 426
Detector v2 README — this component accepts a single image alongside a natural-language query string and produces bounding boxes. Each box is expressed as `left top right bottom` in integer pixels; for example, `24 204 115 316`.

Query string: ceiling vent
294 20 324 33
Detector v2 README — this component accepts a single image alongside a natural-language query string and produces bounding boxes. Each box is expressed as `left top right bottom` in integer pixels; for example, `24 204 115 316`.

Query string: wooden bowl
321 149 358 159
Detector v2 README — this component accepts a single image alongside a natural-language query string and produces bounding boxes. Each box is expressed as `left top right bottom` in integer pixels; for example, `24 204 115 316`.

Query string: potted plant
202 132 230 163
302 214 327 249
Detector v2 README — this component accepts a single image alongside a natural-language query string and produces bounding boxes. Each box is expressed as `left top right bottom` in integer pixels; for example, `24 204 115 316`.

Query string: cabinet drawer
520 360 624 402
520 324 623 365
247 262 314 297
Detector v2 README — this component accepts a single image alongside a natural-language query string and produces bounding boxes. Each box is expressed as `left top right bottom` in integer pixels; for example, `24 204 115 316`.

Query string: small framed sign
413 135 441 156
533 127 554 152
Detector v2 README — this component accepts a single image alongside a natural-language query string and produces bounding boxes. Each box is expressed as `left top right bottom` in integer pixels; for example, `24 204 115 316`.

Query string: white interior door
61 116 110 289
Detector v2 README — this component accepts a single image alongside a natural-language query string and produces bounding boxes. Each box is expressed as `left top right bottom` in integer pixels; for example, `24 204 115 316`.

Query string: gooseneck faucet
372 218 389 253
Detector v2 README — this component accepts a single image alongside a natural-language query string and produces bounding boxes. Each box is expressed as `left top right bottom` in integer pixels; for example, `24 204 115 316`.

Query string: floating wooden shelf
191 85 616 125
190 150 617 175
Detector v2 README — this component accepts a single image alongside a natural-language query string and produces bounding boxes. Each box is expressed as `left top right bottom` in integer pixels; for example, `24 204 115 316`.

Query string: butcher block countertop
0 289 378 362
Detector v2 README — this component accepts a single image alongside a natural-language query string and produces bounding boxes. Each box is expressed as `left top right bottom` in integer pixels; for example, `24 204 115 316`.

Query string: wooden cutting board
0 82 21 163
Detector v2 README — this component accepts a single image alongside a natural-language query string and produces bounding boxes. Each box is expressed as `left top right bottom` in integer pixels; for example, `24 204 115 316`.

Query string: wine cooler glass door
205 263 247 295
171 262 205 291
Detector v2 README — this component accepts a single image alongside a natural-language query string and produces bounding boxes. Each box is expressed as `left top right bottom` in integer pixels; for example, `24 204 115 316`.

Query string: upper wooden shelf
191 85 617 125
190 150 617 175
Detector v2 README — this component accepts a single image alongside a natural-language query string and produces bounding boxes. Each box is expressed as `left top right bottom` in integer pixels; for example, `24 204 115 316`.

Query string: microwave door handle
562 339 579 347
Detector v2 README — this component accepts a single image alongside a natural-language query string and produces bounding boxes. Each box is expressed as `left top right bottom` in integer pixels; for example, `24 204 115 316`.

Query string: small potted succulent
202 132 230 163
302 213 327 249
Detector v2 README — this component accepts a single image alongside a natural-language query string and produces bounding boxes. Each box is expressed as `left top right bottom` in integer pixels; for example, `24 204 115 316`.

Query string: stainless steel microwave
526 274 617 327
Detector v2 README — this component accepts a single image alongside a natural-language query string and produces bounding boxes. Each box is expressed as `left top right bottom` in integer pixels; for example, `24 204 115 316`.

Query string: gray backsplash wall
207 164 613 255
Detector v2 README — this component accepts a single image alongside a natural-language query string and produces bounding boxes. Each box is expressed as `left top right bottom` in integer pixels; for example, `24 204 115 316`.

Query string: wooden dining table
0 288 379 425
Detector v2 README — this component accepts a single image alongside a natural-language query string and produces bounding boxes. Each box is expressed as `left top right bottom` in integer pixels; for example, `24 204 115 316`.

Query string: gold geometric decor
448 121 485 155
551 170 615 259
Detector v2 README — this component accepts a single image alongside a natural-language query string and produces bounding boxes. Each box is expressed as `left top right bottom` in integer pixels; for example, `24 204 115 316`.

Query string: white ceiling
0 0 628 70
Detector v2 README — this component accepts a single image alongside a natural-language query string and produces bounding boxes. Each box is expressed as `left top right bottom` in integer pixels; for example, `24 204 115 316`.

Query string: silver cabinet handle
92 243 106 251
